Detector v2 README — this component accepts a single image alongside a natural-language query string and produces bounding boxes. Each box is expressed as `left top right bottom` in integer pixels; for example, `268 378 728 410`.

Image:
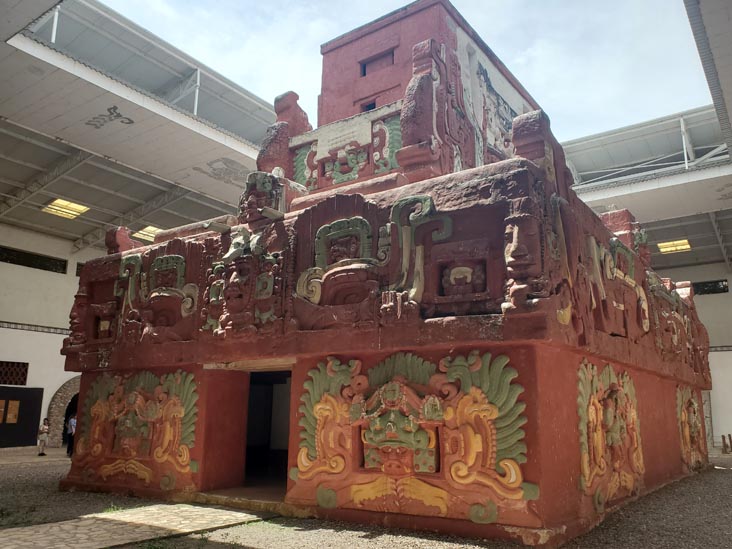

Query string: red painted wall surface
529 345 694 530
530 344 581 528
199 370 250 491
317 0 538 127
319 3 446 125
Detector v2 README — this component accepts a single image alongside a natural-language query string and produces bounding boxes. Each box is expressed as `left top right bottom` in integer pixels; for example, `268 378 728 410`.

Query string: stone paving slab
0 503 272 549
0 447 70 465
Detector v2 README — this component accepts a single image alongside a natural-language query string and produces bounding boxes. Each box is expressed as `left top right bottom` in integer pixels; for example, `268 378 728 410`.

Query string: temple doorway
46 376 80 448
62 394 78 447
243 370 291 498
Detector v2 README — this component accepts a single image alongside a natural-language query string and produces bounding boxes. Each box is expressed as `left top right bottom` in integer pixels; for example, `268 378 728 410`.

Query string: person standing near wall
37 418 49 456
66 414 76 457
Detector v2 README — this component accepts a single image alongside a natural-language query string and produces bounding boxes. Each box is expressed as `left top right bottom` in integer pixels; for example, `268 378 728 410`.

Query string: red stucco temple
60 0 711 545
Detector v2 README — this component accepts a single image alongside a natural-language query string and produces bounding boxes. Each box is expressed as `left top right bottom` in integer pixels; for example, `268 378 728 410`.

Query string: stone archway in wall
47 376 80 448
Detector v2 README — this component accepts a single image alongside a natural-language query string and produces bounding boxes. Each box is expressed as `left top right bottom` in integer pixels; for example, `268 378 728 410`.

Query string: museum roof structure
0 0 275 250
566 105 732 271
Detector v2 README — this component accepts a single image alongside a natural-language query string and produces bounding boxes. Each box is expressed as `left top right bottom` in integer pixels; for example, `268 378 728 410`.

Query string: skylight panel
657 239 691 254
132 225 162 242
41 198 89 220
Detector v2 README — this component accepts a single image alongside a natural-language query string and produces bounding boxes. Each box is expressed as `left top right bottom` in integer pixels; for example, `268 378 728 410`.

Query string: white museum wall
0 224 102 328
0 327 76 426
0 224 103 435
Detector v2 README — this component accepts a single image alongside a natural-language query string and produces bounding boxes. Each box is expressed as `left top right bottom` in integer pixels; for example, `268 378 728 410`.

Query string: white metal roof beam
0 123 228 218
572 143 721 181
0 151 48 172
691 143 728 166
646 213 732 232
0 112 243 213
51 5 188 81
565 159 580 185
0 150 92 218
648 229 732 244
10 200 113 230
8 33 260 159
24 10 271 129
0 168 200 225
708 211 732 272
0 124 69 156
27 8 56 34
202 84 274 128
0 143 227 224
685 0 732 151
73 186 190 251
0 151 133 217
85 159 233 213
61 177 202 223
680 117 696 166
580 150 685 185
0 0 59 41
4 217 84 240
579 161 685 177
157 69 199 107
75 0 274 115
575 159 732 201
0 173 175 224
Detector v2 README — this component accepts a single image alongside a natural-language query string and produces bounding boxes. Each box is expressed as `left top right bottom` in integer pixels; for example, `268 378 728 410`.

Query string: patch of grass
137 541 170 549
197 533 210 548
103 503 124 513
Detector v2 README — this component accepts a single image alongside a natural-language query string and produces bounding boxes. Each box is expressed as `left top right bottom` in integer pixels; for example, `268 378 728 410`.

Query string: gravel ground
2 451 731 547
0 458 144 529
120 465 732 549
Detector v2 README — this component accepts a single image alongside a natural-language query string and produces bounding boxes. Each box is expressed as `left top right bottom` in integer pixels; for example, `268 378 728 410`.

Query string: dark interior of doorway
62 394 78 446
245 371 291 491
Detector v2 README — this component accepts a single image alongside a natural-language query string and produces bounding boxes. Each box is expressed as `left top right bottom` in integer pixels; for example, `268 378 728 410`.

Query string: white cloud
100 0 711 141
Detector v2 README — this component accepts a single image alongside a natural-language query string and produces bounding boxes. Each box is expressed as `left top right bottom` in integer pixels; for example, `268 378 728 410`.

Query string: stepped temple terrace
60 0 711 545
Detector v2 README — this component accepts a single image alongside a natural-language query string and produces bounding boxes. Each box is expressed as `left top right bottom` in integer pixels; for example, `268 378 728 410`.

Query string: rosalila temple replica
60 0 711 545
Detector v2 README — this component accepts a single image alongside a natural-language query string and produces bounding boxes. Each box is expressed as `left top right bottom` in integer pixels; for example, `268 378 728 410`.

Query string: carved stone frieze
214 226 283 337
113 247 200 345
70 369 199 492
577 360 644 513
289 350 538 523
677 385 706 471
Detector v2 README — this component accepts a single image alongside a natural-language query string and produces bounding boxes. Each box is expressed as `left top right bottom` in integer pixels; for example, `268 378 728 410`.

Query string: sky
99 0 712 142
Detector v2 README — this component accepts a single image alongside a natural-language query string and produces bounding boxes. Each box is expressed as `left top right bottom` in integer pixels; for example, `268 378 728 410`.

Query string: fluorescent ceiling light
132 225 162 242
41 198 89 219
657 239 691 254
